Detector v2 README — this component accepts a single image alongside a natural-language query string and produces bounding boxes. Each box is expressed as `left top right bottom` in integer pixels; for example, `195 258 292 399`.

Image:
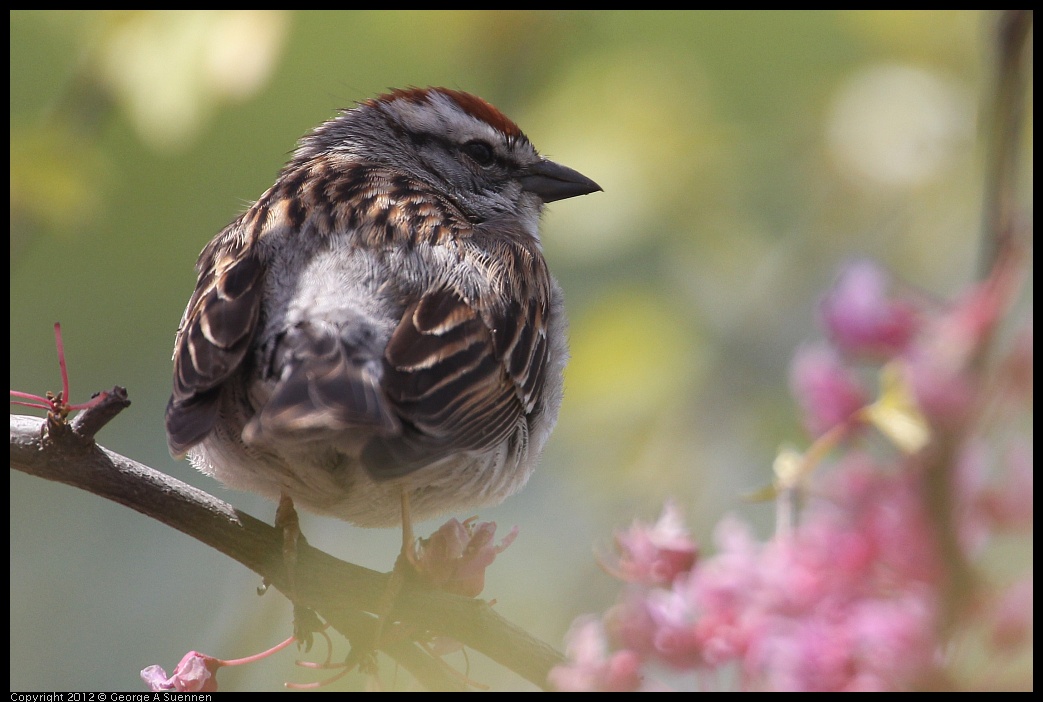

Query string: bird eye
462 140 495 167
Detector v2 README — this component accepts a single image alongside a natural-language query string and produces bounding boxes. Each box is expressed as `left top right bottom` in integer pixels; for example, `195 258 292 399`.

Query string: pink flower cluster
551 259 1032 691
10 322 108 419
142 651 222 692
552 465 945 692
412 516 519 598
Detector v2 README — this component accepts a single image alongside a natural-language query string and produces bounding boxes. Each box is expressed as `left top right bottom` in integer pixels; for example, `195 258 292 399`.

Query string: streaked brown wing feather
165 233 264 456
362 288 549 478
491 296 549 411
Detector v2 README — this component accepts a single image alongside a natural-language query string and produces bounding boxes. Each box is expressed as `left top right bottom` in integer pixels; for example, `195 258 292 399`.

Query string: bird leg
272 492 322 650
376 487 419 623
353 486 418 669
276 492 302 588
399 488 418 567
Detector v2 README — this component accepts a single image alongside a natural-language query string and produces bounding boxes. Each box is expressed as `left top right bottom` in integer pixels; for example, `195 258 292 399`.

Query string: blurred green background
10 10 1016 691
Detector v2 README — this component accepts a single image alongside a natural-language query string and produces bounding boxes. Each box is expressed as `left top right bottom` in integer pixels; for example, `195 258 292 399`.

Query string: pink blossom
564 454 949 691
817 454 942 585
141 651 221 692
549 616 643 692
639 584 706 669
605 500 698 587
746 610 863 691
10 322 108 418
721 462 941 690
554 255 1030 691
903 345 976 428
682 516 764 667
820 260 919 359
603 592 660 660
904 268 1017 427
745 594 936 692
789 344 868 436
845 591 939 688
412 517 518 598
619 459 942 689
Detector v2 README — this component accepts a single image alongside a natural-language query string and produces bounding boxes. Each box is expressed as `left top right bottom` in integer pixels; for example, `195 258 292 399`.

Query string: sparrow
165 87 601 539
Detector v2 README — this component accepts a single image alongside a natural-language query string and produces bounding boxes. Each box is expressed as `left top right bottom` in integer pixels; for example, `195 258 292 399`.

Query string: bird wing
165 226 264 456
361 287 549 478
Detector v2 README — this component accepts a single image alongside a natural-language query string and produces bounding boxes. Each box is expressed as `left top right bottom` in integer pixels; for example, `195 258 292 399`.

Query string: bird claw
293 603 324 653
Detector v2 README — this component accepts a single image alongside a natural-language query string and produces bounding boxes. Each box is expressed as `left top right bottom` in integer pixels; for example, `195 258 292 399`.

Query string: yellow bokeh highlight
564 289 702 429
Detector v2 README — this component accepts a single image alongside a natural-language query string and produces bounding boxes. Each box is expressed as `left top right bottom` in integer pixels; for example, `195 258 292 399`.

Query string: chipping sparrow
165 87 600 533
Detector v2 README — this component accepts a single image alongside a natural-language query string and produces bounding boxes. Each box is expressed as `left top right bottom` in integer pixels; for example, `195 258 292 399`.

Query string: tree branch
978 9 1033 276
9 398 564 690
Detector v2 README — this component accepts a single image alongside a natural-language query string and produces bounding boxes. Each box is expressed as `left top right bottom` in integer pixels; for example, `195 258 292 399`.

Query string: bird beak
521 159 602 203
